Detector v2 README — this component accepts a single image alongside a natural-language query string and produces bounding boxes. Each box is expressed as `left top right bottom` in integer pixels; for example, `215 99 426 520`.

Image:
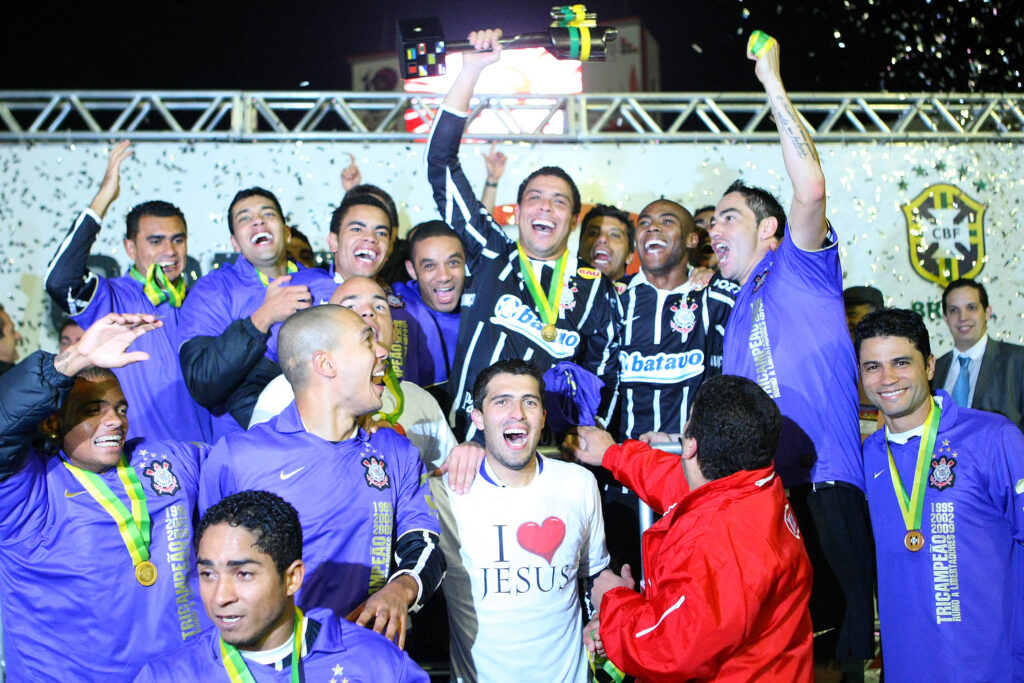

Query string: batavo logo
902 183 986 287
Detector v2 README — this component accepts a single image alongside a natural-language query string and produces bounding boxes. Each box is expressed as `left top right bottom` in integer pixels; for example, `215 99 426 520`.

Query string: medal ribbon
256 261 299 287
885 399 941 533
588 651 626 683
128 263 187 308
220 607 305 683
515 242 568 330
62 455 152 566
379 363 405 425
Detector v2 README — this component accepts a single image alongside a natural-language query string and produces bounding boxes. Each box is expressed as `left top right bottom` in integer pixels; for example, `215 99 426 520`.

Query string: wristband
485 180 498 187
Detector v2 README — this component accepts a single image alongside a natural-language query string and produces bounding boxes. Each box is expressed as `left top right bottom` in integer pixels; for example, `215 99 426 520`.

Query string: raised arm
752 37 827 250
442 29 503 113
480 140 507 213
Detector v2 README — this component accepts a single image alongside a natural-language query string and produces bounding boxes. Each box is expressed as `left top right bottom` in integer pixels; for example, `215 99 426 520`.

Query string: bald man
250 277 458 470
199 304 444 649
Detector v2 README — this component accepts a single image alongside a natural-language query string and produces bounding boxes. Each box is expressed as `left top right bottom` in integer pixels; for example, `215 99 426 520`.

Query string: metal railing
1 90 1022 142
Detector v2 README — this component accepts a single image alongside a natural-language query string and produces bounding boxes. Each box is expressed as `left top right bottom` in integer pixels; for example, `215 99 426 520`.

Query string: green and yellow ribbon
885 399 941 535
220 607 305 683
379 363 405 426
128 263 187 308
256 261 299 287
515 242 568 333
588 651 626 683
747 30 777 59
62 455 152 567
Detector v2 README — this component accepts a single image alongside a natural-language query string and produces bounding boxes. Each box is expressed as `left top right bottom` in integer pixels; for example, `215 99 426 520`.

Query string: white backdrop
2 138 1021 354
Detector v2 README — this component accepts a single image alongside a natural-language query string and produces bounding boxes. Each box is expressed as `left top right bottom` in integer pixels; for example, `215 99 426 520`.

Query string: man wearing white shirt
934 278 1024 432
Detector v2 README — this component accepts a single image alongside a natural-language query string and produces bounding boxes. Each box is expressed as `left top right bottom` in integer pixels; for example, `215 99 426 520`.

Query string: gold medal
542 324 557 342
135 560 158 586
904 530 925 552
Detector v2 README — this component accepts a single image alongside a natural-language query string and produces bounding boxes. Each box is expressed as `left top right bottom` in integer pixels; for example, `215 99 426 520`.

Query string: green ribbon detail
885 399 942 534
256 261 299 287
515 242 568 330
379 363 405 426
128 263 186 308
220 607 305 683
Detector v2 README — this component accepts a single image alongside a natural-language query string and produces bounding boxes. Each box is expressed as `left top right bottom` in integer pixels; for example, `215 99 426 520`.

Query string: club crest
560 285 578 311
362 456 391 490
903 183 986 287
143 460 180 496
929 454 956 490
669 299 698 341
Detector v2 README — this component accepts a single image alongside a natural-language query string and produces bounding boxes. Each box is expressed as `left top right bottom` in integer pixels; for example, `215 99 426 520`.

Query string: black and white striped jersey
616 270 738 440
426 107 623 440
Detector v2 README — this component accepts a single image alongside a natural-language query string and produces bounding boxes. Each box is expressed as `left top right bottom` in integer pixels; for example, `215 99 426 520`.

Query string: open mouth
157 261 178 274
93 434 124 449
712 240 729 262
433 285 455 304
643 238 667 254
251 231 273 246
371 368 386 393
216 615 243 629
354 248 379 265
532 219 556 236
591 248 611 265
503 426 529 448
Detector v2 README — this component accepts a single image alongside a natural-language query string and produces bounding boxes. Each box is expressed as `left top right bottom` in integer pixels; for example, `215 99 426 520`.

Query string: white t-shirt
249 374 457 470
433 455 610 683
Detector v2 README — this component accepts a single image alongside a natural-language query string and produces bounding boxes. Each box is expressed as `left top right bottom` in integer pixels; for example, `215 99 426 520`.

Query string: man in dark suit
933 278 1024 432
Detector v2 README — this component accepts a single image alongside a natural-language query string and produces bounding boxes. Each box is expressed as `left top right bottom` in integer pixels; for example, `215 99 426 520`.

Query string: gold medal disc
135 560 158 586
904 530 925 552
542 324 557 342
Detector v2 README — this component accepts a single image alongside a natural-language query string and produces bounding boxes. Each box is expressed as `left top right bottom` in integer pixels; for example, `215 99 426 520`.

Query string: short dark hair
517 166 582 216
344 183 399 229
197 490 303 576
125 200 186 241
227 187 285 236
723 180 786 240
407 220 464 259
683 375 781 481
581 204 635 252
853 307 932 361
288 226 312 247
57 317 80 337
330 193 394 236
941 278 989 314
693 205 715 216
472 359 546 411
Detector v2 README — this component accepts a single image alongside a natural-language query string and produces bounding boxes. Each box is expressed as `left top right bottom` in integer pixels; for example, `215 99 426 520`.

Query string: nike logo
280 467 305 480
64 489 87 498
874 469 886 479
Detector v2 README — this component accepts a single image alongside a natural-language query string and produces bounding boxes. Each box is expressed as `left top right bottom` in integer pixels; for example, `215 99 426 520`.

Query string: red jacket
600 441 813 682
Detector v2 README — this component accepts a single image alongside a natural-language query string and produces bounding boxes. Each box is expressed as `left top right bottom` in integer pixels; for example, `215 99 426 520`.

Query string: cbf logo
902 183 986 287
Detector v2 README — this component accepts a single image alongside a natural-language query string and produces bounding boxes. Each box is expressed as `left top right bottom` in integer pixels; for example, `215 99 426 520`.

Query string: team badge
614 281 627 295
560 285 578 311
783 504 801 540
903 183 986 287
928 454 956 490
387 292 405 309
576 267 601 280
143 460 180 496
751 269 769 294
669 300 698 341
362 456 391 490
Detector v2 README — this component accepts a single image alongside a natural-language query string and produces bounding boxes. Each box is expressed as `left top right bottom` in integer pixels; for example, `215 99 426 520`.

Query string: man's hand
89 141 133 219
686 266 714 291
0 306 22 364
638 431 676 445
55 312 163 377
345 574 419 649
563 425 616 467
592 565 636 611
434 441 485 494
463 28 504 70
748 32 782 87
341 153 362 192
583 616 604 657
483 141 507 184
249 276 312 333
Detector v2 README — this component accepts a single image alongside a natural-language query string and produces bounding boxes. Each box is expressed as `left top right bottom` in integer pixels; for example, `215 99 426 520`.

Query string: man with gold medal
425 28 622 443
854 308 1024 681
0 312 209 681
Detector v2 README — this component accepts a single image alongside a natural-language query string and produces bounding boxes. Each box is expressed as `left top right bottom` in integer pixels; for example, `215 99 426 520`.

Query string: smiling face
229 195 289 270
406 235 466 313
328 204 392 281
710 191 770 284
124 215 188 283
516 174 577 260
327 308 390 417
329 277 394 349
858 335 936 433
943 286 991 352
578 215 633 281
636 200 691 279
61 375 129 473
472 372 546 481
198 523 303 652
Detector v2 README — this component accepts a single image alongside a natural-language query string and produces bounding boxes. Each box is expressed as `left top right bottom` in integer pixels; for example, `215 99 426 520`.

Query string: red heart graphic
516 516 566 565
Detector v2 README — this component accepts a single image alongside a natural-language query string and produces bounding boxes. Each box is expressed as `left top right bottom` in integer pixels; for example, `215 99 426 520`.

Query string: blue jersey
45 210 212 443
199 402 441 617
0 438 209 681
863 393 1024 682
723 227 863 490
391 280 460 388
134 607 429 682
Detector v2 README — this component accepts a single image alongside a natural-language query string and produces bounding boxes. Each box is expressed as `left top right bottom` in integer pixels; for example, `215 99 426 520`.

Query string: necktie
952 356 971 407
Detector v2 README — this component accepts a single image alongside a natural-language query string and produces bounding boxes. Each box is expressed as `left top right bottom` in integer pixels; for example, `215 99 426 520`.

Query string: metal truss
1 90 1021 142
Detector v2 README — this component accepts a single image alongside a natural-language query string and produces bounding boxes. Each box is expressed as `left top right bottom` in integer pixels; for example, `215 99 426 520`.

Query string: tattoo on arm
53 349 72 376
772 95 817 162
